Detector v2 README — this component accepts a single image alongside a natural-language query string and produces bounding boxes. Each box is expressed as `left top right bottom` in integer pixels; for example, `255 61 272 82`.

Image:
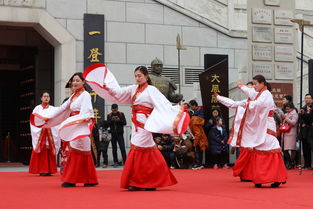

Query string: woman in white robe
29 92 60 176
237 75 288 188
30 73 98 187
215 92 254 182
83 64 190 191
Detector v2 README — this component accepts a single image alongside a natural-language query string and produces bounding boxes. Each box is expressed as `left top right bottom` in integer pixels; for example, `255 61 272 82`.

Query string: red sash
132 105 153 132
35 128 56 155
70 111 80 116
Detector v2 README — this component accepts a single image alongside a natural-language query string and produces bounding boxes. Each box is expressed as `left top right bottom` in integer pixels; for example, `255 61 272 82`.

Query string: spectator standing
189 100 208 169
107 104 127 167
281 103 298 169
97 120 112 168
208 117 229 169
204 108 222 167
299 94 313 169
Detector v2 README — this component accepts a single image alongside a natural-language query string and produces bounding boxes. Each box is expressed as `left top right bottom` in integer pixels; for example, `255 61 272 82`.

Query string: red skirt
232 147 253 181
120 145 178 189
61 148 98 184
250 149 288 184
29 146 57 174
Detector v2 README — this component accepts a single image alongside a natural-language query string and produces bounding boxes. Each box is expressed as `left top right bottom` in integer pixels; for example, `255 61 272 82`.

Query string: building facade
0 0 312 163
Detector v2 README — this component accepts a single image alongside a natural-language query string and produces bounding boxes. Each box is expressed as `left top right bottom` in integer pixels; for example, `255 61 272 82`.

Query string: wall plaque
264 0 280 6
274 10 293 26
275 45 294 62
274 27 294 44
252 8 272 24
252 63 273 79
252 26 273 43
275 63 294 79
252 45 272 61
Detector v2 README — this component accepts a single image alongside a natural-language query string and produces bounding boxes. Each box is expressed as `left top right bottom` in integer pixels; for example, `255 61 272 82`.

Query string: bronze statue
149 58 183 103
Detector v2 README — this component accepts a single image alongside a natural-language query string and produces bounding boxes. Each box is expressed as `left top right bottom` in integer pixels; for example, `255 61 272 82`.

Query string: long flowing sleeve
30 105 61 154
30 105 42 149
58 92 95 142
30 99 71 128
144 86 190 135
83 63 133 104
240 85 258 100
247 91 272 110
216 95 246 109
241 90 274 147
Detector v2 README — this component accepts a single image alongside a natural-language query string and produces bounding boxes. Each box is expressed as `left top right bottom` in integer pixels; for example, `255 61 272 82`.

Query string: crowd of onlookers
275 94 313 170
89 93 313 171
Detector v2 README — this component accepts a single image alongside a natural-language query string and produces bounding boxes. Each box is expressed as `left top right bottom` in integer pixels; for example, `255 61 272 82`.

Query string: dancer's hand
237 81 244 88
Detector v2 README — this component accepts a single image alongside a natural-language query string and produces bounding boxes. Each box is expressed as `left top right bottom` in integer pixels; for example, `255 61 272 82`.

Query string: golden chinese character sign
269 83 293 108
84 14 105 125
199 54 229 129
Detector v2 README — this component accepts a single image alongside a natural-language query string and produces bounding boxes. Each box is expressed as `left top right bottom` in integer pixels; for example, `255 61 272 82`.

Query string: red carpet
0 169 312 209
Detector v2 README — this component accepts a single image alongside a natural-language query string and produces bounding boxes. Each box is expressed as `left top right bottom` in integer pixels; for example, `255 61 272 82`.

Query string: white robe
30 91 95 151
240 86 280 151
30 105 60 154
83 64 189 147
216 95 246 147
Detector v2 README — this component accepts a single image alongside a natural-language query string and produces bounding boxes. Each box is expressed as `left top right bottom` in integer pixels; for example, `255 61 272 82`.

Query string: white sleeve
217 95 245 109
78 92 95 119
84 64 133 104
240 86 258 100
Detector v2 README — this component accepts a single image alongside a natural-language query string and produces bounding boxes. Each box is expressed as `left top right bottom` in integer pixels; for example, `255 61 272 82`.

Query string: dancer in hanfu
31 73 98 187
236 75 287 188
83 63 190 191
215 82 254 182
29 92 60 176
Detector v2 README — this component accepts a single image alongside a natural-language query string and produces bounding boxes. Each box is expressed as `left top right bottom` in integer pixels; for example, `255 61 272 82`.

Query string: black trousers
111 134 127 164
302 139 312 167
161 151 176 167
97 141 110 165
195 146 204 165
212 151 228 166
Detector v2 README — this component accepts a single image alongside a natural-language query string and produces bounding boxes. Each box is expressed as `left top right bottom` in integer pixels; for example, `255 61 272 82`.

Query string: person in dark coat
299 94 313 169
107 104 127 167
157 134 175 168
208 117 229 169
204 107 222 167
97 120 112 168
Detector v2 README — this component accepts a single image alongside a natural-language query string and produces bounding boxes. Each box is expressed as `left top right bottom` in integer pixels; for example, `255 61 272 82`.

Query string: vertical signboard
84 14 105 125
200 54 229 129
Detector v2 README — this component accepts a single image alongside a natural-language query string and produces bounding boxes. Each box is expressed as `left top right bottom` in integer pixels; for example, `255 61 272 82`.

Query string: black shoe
255 184 262 188
39 173 52 176
61 182 76 187
128 186 141 191
240 179 252 182
270 182 281 188
84 183 98 187
112 163 119 168
145 188 156 191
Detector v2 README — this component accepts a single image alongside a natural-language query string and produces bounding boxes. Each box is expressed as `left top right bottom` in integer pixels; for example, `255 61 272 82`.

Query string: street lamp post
290 18 312 175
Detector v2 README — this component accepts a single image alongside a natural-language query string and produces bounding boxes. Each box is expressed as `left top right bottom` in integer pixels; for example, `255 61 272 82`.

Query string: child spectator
208 117 229 169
